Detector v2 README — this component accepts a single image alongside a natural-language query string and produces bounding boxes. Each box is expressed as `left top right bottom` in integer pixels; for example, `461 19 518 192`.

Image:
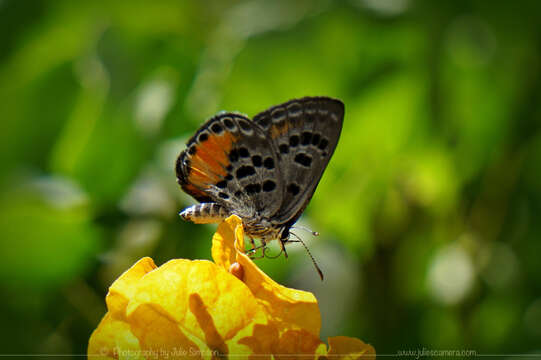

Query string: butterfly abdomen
180 203 229 224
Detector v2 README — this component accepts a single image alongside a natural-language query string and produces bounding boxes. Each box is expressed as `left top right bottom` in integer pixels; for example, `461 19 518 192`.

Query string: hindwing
253 96 344 224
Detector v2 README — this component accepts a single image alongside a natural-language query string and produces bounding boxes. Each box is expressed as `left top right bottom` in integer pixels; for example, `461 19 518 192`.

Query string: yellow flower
88 215 375 359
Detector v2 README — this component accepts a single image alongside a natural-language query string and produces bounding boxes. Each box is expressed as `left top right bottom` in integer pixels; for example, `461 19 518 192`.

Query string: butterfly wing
176 112 285 219
253 96 344 225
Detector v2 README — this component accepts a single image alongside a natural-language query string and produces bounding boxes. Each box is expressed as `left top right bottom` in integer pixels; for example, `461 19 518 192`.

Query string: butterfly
176 96 344 278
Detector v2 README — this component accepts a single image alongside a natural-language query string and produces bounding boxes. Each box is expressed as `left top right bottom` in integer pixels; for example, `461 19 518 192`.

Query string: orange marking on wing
187 132 237 188
270 121 289 139
193 151 223 177
204 132 237 166
189 164 218 187
183 183 209 199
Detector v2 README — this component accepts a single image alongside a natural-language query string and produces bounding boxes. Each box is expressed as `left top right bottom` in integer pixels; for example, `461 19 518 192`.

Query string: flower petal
88 313 141 359
211 215 242 270
90 216 375 359
237 323 278 360
273 329 324 360
238 324 324 360
326 336 376 360
128 302 203 357
212 215 321 336
106 257 157 320
126 259 267 344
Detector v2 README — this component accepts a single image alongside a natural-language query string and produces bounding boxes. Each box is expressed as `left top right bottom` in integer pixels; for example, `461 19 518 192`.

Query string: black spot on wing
239 147 250 158
289 135 299 147
238 119 252 133
198 132 208 142
228 149 239 162
301 132 312 146
245 183 261 194
236 165 256 179
263 157 275 169
294 153 312 167
318 138 329 150
287 183 300 195
252 155 262 167
263 180 276 192
311 133 321 146
222 118 235 130
211 123 224 134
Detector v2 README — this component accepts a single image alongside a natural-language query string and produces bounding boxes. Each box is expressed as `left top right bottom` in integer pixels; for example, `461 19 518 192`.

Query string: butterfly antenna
263 245 283 259
291 225 320 237
290 232 324 281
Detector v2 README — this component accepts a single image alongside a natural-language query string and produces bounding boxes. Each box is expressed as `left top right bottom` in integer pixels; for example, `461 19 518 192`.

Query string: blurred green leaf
0 180 100 289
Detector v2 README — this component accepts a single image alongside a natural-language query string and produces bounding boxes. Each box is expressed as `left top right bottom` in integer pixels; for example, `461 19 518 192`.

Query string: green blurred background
1 0 541 356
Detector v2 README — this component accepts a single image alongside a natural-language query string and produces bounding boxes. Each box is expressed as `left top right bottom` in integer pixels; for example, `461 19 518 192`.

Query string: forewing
253 96 344 224
176 112 284 218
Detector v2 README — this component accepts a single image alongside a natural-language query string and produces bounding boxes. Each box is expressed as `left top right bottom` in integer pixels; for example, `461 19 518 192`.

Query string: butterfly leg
246 235 258 253
247 237 268 259
249 250 266 260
